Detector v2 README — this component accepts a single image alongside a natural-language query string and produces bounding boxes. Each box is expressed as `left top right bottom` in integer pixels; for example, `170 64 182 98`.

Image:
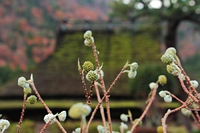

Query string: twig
177 75 198 103
17 94 27 133
85 62 128 133
94 82 107 132
130 83 158 132
78 59 88 102
29 81 67 133
161 104 186 133
91 42 112 132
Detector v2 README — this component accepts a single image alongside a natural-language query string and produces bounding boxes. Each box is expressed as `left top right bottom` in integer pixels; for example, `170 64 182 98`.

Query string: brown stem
40 115 57 133
161 104 186 133
175 62 198 96
29 81 67 133
177 75 198 103
91 42 112 132
17 94 27 133
94 82 107 132
85 62 128 133
78 60 88 102
130 83 158 132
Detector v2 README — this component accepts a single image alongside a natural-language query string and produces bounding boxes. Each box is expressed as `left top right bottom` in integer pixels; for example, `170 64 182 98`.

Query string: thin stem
40 116 57 133
130 83 158 132
177 75 198 103
175 62 198 96
85 62 128 133
17 94 27 133
161 104 186 133
29 81 67 133
78 59 88 102
94 82 107 132
91 42 112 132
191 112 200 129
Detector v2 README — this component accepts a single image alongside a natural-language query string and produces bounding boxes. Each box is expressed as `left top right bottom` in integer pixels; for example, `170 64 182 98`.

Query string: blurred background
0 0 200 132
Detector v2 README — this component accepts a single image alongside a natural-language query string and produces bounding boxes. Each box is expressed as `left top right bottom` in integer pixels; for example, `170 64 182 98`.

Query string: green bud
86 70 99 82
161 54 174 65
158 75 167 85
133 118 142 126
157 126 163 133
181 108 191 117
82 61 94 73
27 95 37 104
23 87 32 95
166 63 181 76
165 47 176 56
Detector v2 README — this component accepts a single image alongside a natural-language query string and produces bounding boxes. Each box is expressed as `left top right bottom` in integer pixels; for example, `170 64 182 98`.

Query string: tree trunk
164 20 180 49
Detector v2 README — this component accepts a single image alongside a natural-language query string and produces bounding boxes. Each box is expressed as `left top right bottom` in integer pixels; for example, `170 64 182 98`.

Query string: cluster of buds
18 76 32 95
43 110 67 124
159 90 172 103
83 30 94 46
124 62 139 79
161 47 181 76
82 61 104 82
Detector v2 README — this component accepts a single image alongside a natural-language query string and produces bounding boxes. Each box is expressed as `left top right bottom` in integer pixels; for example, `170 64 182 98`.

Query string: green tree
110 0 200 49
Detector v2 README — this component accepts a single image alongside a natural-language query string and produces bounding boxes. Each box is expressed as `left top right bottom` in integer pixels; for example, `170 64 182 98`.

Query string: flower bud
133 118 142 126
23 87 32 95
130 62 138 71
161 54 174 65
43 114 57 124
86 70 99 82
120 122 128 130
81 104 91 116
82 61 94 73
159 91 166 98
0 119 10 133
68 103 83 119
190 80 199 89
158 75 167 85
157 126 163 133
58 111 67 121
83 30 92 39
149 82 157 90
120 114 128 122
166 63 181 76
165 47 176 56
164 95 172 103
74 127 81 133
128 70 137 79
18 76 30 89
181 108 191 117
27 95 37 104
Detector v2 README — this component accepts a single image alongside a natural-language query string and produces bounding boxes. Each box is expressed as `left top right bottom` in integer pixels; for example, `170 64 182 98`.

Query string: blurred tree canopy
110 0 200 49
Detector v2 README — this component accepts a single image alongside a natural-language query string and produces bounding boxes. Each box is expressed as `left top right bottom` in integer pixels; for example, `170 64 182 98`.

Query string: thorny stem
130 83 158 132
94 82 107 132
29 81 67 133
17 94 27 133
85 62 128 133
91 42 112 132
